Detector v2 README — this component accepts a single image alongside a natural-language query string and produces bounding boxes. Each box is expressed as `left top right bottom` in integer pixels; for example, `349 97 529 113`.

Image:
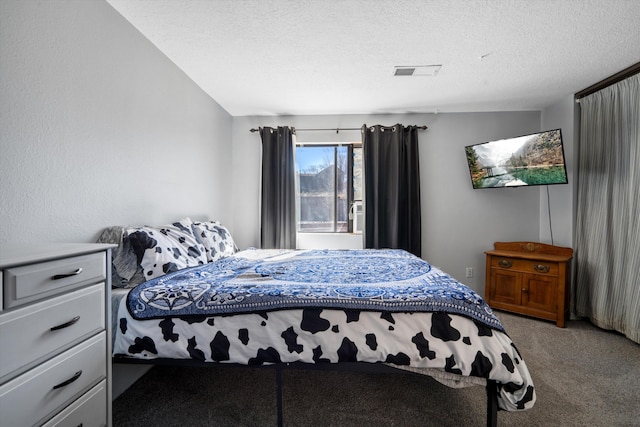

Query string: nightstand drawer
42 380 107 427
0 332 106 427
491 257 558 275
0 284 105 381
3 252 106 309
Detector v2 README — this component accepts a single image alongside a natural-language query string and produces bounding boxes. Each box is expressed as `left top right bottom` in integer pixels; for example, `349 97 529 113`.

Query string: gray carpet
112 312 640 426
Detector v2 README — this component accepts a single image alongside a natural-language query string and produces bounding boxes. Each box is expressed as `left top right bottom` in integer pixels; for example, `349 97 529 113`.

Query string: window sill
297 232 362 236
296 233 363 250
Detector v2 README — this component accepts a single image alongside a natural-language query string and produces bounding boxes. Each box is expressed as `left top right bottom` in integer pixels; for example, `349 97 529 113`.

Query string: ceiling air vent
393 65 442 77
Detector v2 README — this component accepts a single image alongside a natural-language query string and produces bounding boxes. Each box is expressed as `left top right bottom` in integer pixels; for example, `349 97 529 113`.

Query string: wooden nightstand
485 242 573 327
0 243 115 426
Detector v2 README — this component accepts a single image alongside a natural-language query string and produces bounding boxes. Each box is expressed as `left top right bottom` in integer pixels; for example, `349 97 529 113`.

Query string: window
295 143 362 233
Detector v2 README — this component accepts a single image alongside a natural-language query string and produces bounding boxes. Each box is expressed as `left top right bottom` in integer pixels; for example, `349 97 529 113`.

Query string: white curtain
574 73 640 343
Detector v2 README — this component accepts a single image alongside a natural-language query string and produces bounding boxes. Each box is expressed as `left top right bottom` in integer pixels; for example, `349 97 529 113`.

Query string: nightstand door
522 273 557 314
490 268 522 306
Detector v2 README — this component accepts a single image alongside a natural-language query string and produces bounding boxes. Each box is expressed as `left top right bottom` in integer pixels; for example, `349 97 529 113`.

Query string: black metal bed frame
114 358 499 426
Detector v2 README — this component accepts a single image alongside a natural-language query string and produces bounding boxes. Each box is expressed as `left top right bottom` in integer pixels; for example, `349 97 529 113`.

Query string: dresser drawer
0 284 105 381
490 257 558 275
3 252 106 309
42 380 107 427
0 332 106 427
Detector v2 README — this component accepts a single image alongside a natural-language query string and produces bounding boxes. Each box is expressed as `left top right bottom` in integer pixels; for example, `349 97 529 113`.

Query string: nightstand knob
498 259 512 268
534 264 550 273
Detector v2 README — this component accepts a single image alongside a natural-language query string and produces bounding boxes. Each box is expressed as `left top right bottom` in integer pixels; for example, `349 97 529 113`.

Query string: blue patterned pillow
192 220 238 262
127 218 208 280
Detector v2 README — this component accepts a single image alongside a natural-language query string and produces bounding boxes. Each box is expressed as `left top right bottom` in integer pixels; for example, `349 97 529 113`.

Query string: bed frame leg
276 365 283 427
486 380 498 427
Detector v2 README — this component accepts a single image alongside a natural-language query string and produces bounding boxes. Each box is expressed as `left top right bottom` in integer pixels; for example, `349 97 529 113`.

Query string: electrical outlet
465 267 473 278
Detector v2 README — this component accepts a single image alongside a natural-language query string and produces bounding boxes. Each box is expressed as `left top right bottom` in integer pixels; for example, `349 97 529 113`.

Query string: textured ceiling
106 0 640 116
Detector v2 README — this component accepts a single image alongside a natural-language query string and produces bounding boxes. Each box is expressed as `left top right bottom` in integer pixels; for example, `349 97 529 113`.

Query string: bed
102 218 535 426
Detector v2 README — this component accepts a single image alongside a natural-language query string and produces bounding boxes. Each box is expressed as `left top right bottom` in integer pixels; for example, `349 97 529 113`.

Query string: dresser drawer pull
498 259 512 268
50 315 81 331
52 370 83 390
52 268 83 280
534 264 550 273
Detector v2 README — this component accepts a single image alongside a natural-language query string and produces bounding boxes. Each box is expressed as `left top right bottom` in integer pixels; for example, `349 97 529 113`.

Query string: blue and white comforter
127 249 503 331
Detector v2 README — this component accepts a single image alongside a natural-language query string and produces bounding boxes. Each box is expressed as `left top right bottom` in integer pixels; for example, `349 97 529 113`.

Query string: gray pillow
96 226 143 288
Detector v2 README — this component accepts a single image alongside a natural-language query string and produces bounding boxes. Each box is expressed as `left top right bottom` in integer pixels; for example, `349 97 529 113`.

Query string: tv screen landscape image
465 129 568 189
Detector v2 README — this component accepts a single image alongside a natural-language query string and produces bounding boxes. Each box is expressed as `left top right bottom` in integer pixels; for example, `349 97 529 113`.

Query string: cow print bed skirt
113 290 535 411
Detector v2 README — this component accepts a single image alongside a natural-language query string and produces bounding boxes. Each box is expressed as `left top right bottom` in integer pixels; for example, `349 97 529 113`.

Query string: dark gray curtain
259 126 296 249
362 124 422 257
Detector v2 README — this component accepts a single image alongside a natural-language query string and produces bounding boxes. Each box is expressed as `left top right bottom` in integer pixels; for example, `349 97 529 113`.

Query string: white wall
540 95 576 248
232 111 542 294
0 0 234 245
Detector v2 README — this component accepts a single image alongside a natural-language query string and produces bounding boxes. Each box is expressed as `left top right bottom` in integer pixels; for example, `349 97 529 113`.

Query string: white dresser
0 243 115 427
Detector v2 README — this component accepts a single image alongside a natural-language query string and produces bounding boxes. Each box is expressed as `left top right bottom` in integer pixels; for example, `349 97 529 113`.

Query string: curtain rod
575 61 640 100
250 125 428 133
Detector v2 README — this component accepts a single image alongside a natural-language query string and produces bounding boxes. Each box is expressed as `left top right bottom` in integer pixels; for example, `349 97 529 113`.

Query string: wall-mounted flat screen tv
464 129 568 189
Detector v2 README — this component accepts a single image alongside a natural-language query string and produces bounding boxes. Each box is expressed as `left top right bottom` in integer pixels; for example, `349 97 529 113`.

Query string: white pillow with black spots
127 218 208 280
192 220 238 262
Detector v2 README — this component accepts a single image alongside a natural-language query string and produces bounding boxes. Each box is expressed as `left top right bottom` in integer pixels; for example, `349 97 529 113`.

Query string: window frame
295 142 362 234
